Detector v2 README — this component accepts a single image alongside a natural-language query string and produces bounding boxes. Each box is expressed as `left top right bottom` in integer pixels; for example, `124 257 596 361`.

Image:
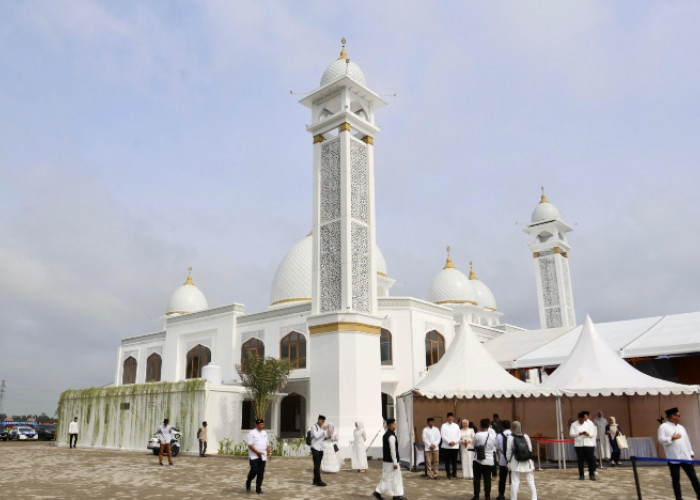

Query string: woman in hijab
595 410 611 461
321 422 340 473
351 421 368 472
605 416 622 466
506 421 537 500
459 418 475 479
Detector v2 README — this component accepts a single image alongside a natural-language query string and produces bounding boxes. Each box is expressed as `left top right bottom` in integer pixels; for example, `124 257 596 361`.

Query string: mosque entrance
280 393 305 439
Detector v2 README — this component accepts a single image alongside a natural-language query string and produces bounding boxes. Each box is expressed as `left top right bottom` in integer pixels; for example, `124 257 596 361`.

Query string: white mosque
58 43 699 455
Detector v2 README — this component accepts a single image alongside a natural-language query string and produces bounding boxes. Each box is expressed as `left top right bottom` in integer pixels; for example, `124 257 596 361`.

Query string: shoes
169 463 174 466
579 476 585 480
590 476 596 481
372 492 383 500
246 483 251 493
256 489 263 495
159 463 163 466
314 481 327 487
497 496 506 500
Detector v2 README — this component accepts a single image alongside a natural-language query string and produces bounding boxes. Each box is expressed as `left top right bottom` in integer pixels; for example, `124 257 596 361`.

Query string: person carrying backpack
505 421 537 500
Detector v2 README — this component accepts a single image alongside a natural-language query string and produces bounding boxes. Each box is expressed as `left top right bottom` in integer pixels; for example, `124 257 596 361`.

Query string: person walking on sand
506 421 537 500
246 418 271 495
372 418 407 500
441 412 460 479
68 417 79 449
157 418 174 466
351 421 368 472
197 421 208 457
422 417 441 480
309 415 328 487
570 411 597 480
658 407 700 500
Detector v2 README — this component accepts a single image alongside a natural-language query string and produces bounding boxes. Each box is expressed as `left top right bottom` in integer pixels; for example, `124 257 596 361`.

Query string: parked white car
9 426 38 440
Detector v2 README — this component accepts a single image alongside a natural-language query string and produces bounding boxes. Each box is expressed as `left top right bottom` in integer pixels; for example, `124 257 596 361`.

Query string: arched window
122 356 137 385
381 392 395 420
146 353 162 382
186 344 211 379
425 330 445 367
280 332 306 369
241 338 265 361
380 328 393 366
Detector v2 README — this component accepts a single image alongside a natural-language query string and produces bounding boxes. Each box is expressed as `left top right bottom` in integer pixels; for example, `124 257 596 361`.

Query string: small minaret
300 40 386 449
524 188 576 329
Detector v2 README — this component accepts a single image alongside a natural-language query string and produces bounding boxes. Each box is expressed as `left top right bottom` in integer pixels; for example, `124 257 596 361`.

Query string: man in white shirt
246 418 271 495
441 412 460 479
471 418 497 500
157 418 174 466
68 417 79 449
569 411 597 480
309 415 328 487
496 420 512 500
658 407 700 500
422 417 441 480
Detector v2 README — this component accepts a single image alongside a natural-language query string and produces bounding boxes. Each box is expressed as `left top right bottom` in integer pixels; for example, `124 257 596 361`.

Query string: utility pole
0 380 6 416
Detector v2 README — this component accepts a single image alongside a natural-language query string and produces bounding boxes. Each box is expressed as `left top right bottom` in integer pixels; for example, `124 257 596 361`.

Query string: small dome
426 252 477 306
469 264 498 311
320 45 366 87
166 268 208 315
531 189 560 222
270 234 388 306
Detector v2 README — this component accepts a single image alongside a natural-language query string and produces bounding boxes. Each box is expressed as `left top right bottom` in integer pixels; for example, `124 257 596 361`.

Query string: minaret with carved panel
524 189 576 329
300 41 386 449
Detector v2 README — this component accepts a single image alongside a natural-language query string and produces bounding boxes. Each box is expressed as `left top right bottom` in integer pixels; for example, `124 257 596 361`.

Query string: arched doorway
381 392 394 421
280 393 306 438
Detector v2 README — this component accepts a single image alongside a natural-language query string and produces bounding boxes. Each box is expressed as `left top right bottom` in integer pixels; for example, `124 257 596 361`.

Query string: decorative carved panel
320 138 341 224
350 139 369 223
351 222 369 312
320 221 342 312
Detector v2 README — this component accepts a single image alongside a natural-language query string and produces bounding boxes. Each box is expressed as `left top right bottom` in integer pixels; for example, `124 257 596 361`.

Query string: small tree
237 355 296 420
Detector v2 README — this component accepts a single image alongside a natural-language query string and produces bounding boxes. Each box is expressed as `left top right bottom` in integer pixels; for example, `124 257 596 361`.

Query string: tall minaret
524 188 576 329
300 41 386 448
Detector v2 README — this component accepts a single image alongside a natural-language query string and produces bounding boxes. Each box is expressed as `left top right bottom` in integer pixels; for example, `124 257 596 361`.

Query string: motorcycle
147 427 181 457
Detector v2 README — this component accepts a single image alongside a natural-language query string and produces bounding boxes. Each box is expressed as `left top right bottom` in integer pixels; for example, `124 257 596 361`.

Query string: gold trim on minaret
339 122 351 132
468 261 478 280
533 252 540 258
444 246 456 269
184 266 194 285
309 321 381 335
553 247 561 254
338 37 348 60
362 135 374 145
313 134 325 144
540 186 549 204
562 251 568 258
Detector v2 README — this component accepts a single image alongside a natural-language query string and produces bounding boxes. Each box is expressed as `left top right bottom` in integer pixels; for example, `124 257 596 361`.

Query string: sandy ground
0 440 691 499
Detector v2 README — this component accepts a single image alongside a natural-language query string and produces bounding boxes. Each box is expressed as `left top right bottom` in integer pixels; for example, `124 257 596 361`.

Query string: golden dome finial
184 266 194 285
338 37 348 60
540 186 549 204
444 245 456 269
469 261 478 280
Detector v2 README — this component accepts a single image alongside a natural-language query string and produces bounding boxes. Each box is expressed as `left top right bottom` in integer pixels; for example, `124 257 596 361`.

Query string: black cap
386 418 396 425
427 417 435 422
255 419 264 425
665 407 679 418
318 414 326 421
577 411 586 419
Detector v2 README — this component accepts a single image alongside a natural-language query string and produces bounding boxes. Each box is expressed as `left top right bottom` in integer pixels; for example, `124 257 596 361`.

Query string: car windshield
19 427 34 433
42 425 56 431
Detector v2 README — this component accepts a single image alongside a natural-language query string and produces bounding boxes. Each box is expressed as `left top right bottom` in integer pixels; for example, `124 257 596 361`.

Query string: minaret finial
338 37 348 60
469 260 478 280
444 245 456 269
185 266 194 285
540 186 549 204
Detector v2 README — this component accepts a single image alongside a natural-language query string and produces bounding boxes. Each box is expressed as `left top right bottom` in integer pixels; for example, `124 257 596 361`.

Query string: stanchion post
537 438 542 471
598 438 605 469
631 456 643 500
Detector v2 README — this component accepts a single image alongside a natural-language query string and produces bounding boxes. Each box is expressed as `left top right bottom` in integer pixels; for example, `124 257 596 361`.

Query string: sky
1 1 699 415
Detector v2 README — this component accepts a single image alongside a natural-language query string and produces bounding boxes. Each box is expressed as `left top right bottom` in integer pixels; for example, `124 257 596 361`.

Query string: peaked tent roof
413 321 559 399
540 315 700 397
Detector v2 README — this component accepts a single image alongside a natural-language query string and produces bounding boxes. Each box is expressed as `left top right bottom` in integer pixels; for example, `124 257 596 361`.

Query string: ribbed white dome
426 256 477 305
531 191 560 222
166 271 208 315
321 58 366 87
270 234 388 306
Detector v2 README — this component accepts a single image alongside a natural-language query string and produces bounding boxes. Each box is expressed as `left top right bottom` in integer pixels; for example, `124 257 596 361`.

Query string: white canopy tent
541 316 700 455
396 321 560 468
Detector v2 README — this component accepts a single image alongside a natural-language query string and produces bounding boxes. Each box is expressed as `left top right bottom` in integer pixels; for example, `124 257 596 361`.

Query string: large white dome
469 266 498 311
531 191 560 222
426 255 477 306
270 234 388 307
320 48 367 87
166 270 208 316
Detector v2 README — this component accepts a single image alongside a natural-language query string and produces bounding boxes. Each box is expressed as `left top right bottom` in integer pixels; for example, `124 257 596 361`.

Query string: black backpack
305 428 313 446
511 435 531 461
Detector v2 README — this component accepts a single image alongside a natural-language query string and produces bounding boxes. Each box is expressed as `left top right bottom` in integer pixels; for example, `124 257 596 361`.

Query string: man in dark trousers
658 407 700 500
309 415 328 487
246 418 271 494
570 411 597 480
495 420 512 500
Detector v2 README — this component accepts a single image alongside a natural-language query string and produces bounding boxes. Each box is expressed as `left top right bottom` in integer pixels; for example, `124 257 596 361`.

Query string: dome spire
338 37 348 60
540 186 549 204
444 246 456 269
184 266 194 285
469 261 478 280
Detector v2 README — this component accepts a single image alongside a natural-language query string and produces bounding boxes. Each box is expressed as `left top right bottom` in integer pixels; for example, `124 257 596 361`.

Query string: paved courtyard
0 441 687 499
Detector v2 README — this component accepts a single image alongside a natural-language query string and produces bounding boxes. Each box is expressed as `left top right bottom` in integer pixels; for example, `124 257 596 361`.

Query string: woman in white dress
321 422 340 473
506 421 537 500
459 418 475 479
594 410 611 461
351 421 368 472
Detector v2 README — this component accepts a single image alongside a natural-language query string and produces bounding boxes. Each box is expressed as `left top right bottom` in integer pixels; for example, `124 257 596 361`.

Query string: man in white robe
373 418 407 500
